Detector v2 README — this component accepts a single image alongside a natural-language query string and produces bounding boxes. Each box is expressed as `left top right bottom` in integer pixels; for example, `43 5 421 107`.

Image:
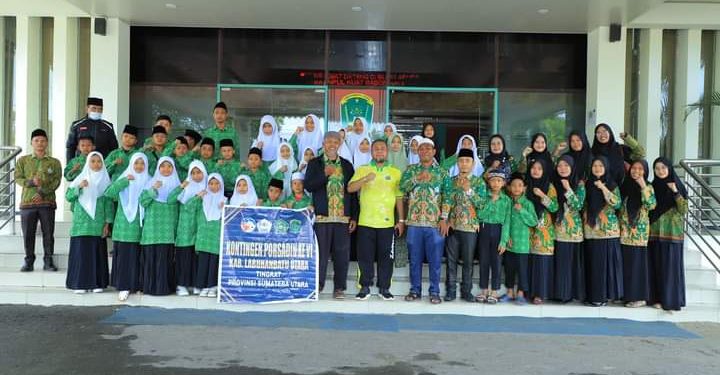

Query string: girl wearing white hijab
252 114 281 164
447 135 485 177
269 142 298 199
195 173 226 297
139 156 181 296
407 135 423 165
230 175 259 207
345 117 370 156
352 136 373 169
298 146 315 173
173 160 208 296
292 114 324 162
338 129 354 162
105 152 150 301
66 151 112 294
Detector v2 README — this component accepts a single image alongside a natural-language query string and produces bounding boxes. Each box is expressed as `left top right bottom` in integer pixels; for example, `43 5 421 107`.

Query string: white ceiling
2 0 720 32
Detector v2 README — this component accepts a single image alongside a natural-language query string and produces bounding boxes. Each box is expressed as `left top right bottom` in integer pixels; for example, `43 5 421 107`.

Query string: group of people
15 96 687 312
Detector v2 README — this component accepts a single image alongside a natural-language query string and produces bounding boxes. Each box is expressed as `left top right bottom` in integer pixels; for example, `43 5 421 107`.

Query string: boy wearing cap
64 135 95 181
105 125 139 181
204 102 239 158
240 147 273 200
282 173 313 210
216 139 243 198
184 129 203 154
143 115 174 153
16 129 62 272
262 178 285 207
143 125 169 172
66 97 117 161
198 137 218 174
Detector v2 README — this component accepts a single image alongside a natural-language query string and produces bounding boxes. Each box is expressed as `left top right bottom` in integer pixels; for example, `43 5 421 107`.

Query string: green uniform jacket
105 147 139 181
66 187 113 237
507 196 538 254
64 154 87 181
241 165 273 200
649 194 687 244
104 177 143 243
400 164 447 228
440 174 487 233
194 198 222 255
169 186 201 247
477 191 512 248
282 193 313 209
204 125 239 158
15 153 62 209
216 159 243 193
172 152 194 181
139 188 179 245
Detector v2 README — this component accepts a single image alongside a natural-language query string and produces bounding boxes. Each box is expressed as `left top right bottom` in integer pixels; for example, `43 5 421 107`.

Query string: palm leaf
685 91 720 121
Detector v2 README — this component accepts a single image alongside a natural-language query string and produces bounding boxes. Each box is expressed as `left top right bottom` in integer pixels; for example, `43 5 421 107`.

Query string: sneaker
444 290 456 302
176 286 190 296
498 294 514 303
118 291 130 301
355 287 370 300
193 288 202 295
207 287 217 298
379 289 394 301
73 289 87 294
333 289 345 300
92 288 103 293
625 301 647 308
515 296 528 305
199 288 209 297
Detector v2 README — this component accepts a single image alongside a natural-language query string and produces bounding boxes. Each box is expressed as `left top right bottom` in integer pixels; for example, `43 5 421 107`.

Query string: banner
219 206 318 304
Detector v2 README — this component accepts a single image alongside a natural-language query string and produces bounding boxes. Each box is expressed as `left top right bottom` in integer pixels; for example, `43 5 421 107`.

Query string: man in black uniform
66 97 118 162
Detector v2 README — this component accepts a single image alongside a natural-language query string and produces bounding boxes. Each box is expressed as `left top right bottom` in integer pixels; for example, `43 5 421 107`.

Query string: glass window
328 31 386 86
660 30 677 159
698 30 715 159
40 17 53 137
390 32 495 87
221 29 325 85
76 18 91 119
498 34 586 90
130 27 218 84
1 16 16 146
498 91 586 158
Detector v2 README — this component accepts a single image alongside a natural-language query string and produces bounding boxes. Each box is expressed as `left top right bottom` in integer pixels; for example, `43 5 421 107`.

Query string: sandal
429 295 442 304
404 292 421 302
486 294 498 304
475 293 487 303
532 297 543 305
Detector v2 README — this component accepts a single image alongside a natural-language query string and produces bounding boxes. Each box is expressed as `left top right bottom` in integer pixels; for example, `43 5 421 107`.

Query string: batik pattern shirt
400 164 447 228
649 195 687 244
104 177 142 243
66 187 113 237
530 185 559 255
555 183 586 243
139 188 179 245
440 174 487 233
315 156 348 224
583 187 622 239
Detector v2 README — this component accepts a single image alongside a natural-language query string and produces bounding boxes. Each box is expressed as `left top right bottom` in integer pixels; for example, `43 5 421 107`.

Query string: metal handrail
0 146 22 234
679 159 720 275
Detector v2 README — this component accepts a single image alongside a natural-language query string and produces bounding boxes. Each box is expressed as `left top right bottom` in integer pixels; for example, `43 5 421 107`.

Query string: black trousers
20 207 55 263
504 252 529 292
315 222 351 291
445 230 477 295
478 223 503 290
357 226 395 290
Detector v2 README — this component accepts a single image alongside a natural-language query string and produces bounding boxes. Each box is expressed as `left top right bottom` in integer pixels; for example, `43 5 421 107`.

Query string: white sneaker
193 287 202 295
176 286 189 296
118 291 130 301
73 289 87 294
207 287 217 298
199 288 209 297
92 288 103 293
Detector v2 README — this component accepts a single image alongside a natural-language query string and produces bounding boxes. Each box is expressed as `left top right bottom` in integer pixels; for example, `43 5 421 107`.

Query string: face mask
88 112 102 121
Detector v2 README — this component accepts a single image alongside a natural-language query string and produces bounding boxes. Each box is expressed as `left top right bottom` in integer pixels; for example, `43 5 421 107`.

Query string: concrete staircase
0 220 718 322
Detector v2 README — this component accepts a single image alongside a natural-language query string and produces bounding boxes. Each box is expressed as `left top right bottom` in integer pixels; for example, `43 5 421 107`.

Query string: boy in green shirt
64 135 95 181
105 125 139 181
204 102 239 158
171 136 193 181
500 172 538 305
216 138 243 198
262 178 285 207
282 172 313 210
143 125 169 173
241 147 272 201
198 137 217 174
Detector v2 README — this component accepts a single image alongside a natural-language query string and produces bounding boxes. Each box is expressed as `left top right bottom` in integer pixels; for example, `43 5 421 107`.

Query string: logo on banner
340 93 374 127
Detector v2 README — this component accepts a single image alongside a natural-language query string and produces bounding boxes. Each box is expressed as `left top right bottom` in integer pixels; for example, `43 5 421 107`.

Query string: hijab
422 123 439 150
269 142 299 198
346 117 370 155
407 135 423 165
586 156 618 228
298 147 315 173
552 154 579 224
381 123 398 141
177 160 207 204
387 133 408 171
202 173 225 221
296 114 324 161
620 159 650 226
449 135 484 177
565 130 592 182
353 136 373 169
591 123 626 185
118 152 150 223
484 134 510 169
649 157 688 224
254 115 281 162
525 159 552 219
338 132 353 162
230 175 258 207
69 151 111 219
145 156 181 203
526 133 554 171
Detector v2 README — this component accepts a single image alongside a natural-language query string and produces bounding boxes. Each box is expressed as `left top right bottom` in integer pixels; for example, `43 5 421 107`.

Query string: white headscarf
353 136 373 169
253 115 281 162
407 135 423 165
296 114 324 161
449 135 485 177
229 175 258 207
381 123 398 140
145 156 181 203
298 146 315 173
346 117 370 155
202 173 226 221
177 160 207 204
118 152 150 223
338 130 353 162
69 151 111 219
269 142 298 199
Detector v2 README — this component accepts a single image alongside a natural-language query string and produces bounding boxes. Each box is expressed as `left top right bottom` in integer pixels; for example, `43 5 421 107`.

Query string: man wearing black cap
105 125 140 181
184 129 202 153
216 138 242 198
66 97 118 162
143 125 169 173
15 129 62 272
143 115 174 153
204 102 238 158
239 147 272 200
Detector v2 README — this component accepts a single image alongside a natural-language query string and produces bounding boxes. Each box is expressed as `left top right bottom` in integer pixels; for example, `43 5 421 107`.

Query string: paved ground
1 304 719 375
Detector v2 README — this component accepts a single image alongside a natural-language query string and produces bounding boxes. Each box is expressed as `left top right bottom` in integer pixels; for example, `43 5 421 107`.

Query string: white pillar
637 28 663 165
89 17 130 135
586 26 627 137
673 29 702 161
52 17 79 219
14 16 42 152
0 17 6 145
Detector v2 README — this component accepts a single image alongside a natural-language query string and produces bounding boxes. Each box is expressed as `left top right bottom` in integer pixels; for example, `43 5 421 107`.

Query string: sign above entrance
300 71 421 87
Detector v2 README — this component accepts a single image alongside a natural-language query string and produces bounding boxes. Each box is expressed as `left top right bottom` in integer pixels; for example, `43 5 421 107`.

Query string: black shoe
355 287 371 300
379 289 394 301
20 262 34 272
462 293 475 303
43 259 58 272
444 292 456 302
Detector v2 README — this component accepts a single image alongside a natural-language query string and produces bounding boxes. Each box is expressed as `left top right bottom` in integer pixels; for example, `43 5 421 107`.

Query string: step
0 286 717 322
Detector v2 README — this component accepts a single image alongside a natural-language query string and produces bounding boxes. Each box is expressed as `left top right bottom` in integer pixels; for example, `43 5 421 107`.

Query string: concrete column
89 17 130 135
586 26 627 137
0 17 5 146
712 31 720 160
51 17 79 218
637 28 663 166
673 29 702 160
14 16 42 152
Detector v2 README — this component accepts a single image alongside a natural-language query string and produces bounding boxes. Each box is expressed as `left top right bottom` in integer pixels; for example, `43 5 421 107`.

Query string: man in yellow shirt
348 139 405 301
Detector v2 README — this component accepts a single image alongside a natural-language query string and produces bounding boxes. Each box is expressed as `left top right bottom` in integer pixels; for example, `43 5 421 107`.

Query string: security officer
66 97 118 162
